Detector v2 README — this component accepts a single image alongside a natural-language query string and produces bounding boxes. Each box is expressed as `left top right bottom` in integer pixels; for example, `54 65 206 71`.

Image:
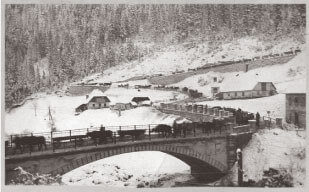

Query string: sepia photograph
2 1 307 190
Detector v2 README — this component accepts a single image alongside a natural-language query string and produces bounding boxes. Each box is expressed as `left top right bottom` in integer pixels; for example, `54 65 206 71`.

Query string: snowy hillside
5 88 188 135
243 128 306 187
213 128 306 187
174 52 306 97
172 52 307 119
79 37 305 84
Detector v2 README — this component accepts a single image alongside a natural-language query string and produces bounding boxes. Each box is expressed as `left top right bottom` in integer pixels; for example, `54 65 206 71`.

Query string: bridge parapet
158 103 235 123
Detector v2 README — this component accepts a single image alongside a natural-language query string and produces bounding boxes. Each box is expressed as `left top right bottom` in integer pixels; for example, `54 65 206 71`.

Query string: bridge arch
6 136 234 183
49 142 227 182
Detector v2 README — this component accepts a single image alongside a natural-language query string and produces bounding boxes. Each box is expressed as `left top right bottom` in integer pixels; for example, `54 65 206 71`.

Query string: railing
262 116 277 129
5 122 233 156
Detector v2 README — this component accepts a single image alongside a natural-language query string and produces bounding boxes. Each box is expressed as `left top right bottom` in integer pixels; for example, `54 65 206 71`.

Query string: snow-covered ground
173 51 306 98
172 52 307 120
243 128 306 187
61 151 192 187
79 37 305 84
5 88 188 135
5 36 306 187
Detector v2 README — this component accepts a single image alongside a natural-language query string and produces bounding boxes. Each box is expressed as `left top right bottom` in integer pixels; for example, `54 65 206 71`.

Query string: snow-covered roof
85 89 109 103
219 76 260 92
109 96 133 105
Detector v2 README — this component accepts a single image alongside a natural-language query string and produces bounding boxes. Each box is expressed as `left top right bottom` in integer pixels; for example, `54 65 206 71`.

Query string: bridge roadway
5 121 256 184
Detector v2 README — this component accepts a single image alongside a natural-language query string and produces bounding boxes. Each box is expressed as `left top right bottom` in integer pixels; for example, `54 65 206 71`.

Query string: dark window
294 97 298 104
228 93 230 96
289 97 292 105
93 104 95 107
257 91 259 95
99 103 101 108
261 83 266 91
242 92 245 96
235 92 237 96
213 77 217 82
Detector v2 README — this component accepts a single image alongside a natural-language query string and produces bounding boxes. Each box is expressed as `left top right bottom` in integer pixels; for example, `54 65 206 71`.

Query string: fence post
10 135 13 148
148 125 151 140
51 131 54 152
87 128 89 133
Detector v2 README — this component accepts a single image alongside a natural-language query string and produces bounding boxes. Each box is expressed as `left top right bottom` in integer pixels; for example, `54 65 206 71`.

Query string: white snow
5 36 306 187
5 88 188 135
242 128 306 187
78 37 304 84
62 151 191 187
173 52 306 96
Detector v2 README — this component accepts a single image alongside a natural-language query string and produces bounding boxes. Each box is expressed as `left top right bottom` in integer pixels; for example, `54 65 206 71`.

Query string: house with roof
75 89 111 113
131 96 152 106
109 97 135 111
216 82 277 100
284 80 306 128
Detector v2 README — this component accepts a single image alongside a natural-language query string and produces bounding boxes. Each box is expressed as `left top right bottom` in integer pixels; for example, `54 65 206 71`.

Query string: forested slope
5 4 306 108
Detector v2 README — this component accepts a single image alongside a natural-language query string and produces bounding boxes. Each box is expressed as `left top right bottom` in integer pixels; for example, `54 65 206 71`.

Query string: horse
86 130 113 145
152 124 172 137
14 136 47 153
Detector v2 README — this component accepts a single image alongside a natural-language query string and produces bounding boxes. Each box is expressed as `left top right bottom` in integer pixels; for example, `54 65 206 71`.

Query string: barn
86 89 111 109
216 82 277 100
75 104 87 113
131 97 152 106
109 97 135 111
75 89 111 113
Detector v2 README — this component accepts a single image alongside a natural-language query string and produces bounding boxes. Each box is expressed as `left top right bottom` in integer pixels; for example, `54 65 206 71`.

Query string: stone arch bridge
5 129 254 184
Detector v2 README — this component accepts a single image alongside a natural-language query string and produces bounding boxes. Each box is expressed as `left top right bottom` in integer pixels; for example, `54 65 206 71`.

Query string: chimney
86 95 89 99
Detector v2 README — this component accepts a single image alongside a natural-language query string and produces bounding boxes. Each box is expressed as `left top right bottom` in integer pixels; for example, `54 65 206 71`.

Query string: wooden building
286 93 306 128
131 97 152 106
216 82 277 100
75 89 110 113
